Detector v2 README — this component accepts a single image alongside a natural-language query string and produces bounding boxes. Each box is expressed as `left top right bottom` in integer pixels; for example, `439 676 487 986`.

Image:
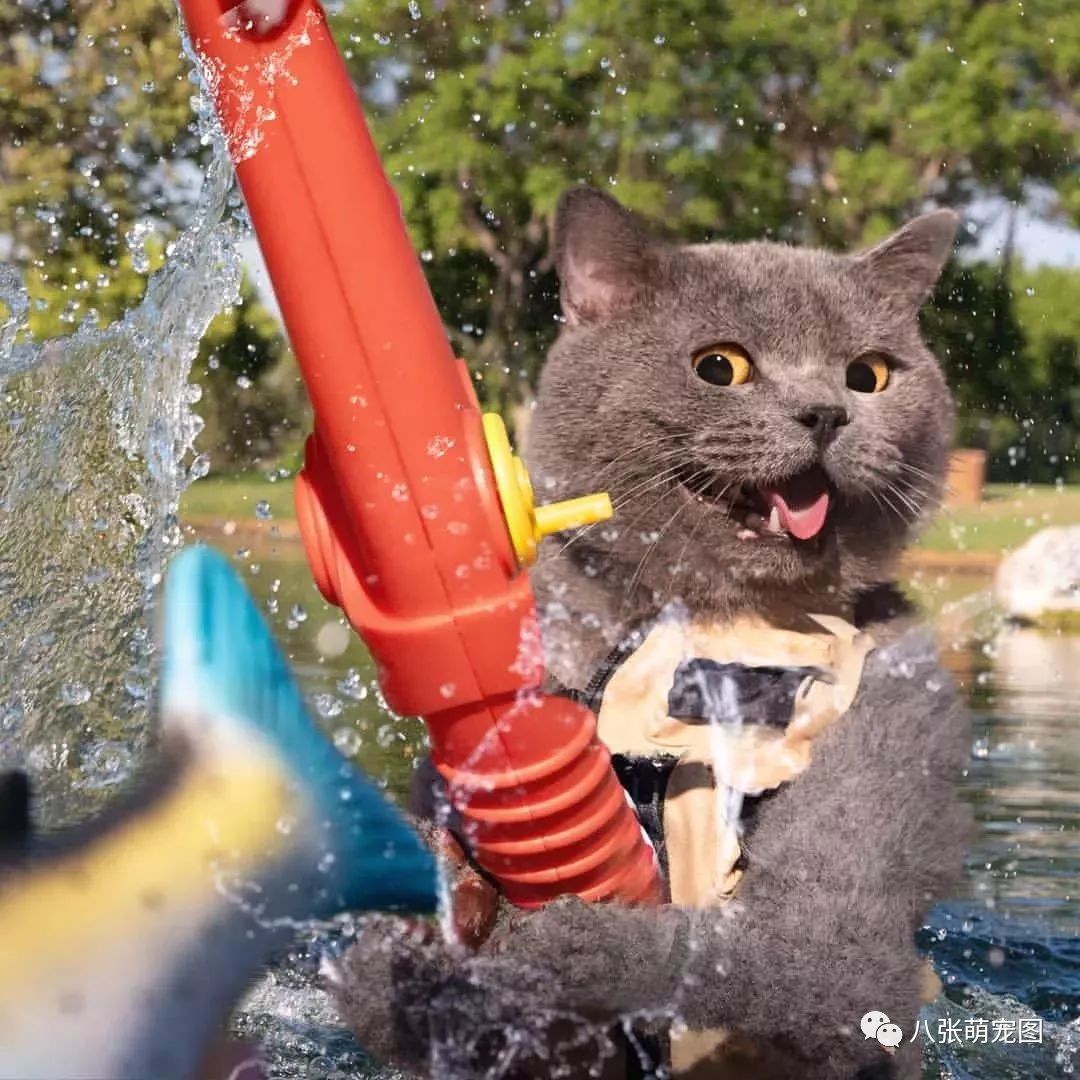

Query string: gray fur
331 189 970 1079
529 187 958 686
334 636 972 1078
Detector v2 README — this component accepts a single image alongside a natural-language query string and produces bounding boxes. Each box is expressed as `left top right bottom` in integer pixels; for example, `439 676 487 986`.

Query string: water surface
207 532 1079 1078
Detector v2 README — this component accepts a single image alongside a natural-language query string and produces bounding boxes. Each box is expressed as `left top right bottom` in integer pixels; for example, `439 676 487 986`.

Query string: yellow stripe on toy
0 741 296 992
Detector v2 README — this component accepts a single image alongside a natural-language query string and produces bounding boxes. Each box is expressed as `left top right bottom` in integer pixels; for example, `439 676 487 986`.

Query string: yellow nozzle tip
534 493 612 539
482 412 612 567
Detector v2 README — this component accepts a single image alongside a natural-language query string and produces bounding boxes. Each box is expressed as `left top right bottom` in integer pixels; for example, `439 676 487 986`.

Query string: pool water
201 527 1079 1078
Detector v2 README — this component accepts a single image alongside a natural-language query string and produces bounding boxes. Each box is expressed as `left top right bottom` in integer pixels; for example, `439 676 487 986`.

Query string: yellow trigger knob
481 413 612 568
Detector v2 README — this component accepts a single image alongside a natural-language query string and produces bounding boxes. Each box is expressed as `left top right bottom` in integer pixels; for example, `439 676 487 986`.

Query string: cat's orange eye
846 355 890 394
692 344 753 387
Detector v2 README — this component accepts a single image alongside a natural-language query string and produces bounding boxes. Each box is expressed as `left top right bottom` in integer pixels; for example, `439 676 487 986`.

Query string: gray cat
332 189 972 1080
529 186 957 684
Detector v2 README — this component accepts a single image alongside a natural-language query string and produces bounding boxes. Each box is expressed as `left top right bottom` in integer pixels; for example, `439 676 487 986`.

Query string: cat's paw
413 821 500 949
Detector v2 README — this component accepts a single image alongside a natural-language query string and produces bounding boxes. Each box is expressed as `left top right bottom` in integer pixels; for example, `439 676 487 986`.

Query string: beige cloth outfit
594 613 875 1073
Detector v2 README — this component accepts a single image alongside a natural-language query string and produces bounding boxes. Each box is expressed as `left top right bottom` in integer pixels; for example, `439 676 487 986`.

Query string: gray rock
994 526 1080 623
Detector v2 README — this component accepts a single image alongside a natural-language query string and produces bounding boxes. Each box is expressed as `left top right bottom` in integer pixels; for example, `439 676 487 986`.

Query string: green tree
923 259 1080 482
0 0 294 472
0 0 197 334
193 285 310 472
336 0 1079 411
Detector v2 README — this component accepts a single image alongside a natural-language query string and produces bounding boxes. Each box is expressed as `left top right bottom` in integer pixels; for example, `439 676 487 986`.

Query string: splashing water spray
0 101 243 825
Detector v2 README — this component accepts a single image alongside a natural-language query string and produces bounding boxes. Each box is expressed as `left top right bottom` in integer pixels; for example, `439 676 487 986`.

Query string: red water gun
179 0 659 907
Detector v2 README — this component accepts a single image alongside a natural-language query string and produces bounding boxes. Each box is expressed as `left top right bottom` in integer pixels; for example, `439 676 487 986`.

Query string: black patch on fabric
576 628 651 714
620 1024 667 1078
610 752 677 894
0 770 31 855
667 660 825 728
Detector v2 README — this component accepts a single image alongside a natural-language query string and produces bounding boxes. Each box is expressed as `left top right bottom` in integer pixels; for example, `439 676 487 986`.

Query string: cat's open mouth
679 464 832 543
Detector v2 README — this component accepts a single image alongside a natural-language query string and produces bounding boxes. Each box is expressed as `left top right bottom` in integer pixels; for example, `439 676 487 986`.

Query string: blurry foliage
337 0 1080 430
925 261 1080 482
2 0 1079 479
0 0 291 471
194 283 310 472
0 0 196 333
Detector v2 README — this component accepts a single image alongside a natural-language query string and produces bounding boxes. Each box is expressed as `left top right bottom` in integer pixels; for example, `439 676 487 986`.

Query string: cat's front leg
464 629 971 1078
704 627 973 1076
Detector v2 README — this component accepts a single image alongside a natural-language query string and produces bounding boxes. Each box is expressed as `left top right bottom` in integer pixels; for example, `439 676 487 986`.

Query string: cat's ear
853 210 959 307
553 187 662 326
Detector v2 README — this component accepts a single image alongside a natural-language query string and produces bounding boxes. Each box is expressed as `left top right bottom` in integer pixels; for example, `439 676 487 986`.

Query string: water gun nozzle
482 413 612 568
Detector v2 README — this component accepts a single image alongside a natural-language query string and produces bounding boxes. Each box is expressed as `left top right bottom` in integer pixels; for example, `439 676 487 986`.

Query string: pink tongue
764 471 831 541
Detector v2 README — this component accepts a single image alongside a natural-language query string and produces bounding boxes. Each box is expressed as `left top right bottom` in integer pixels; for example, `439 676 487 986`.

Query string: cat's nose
797 405 850 445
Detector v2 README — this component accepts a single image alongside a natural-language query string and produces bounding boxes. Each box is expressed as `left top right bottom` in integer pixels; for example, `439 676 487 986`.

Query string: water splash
0 148 243 825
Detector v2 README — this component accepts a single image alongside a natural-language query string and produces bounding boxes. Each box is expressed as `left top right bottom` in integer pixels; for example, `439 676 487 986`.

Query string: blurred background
1 2 1078 1076
3 0 1078 482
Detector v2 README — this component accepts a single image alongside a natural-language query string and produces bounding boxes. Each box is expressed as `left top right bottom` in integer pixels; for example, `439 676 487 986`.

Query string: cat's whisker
601 453 697 512
866 488 890 522
664 481 733 602
883 480 925 520
885 470 953 522
625 496 696 603
617 463 719 528
592 434 691 482
611 467 689 516
877 487 913 524
613 455 695 496
890 474 935 498
552 516 607 558
895 461 940 482
552 459 691 559
894 461 960 505
623 465 716 601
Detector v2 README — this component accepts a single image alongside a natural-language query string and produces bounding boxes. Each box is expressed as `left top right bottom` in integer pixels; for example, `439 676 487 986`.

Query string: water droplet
125 220 155 273
337 668 370 701
313 693 343 719
427 435 455 458
333 726 362 756
254 500 272 520
316 621 351 658
408 0 422 19
61 682 91 706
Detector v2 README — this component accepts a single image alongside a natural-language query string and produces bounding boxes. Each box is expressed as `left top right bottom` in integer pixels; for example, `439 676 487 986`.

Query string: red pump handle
179 0 659 907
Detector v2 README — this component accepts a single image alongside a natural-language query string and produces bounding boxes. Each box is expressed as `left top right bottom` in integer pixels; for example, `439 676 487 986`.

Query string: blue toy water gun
0 545 435 1080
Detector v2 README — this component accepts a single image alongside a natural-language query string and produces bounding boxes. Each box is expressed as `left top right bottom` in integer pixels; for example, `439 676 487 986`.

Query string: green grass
181 475 1080 557
915 483 1080 554
180 472 297 523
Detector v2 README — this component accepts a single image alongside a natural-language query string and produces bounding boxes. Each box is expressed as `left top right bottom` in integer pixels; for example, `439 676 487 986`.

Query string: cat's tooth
737 528 758 541
767 506 782 533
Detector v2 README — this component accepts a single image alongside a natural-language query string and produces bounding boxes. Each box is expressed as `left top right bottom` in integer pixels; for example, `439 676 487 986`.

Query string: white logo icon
861 1011 904 1049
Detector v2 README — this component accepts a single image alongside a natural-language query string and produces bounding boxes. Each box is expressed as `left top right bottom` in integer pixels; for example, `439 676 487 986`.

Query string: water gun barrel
179 0 659 906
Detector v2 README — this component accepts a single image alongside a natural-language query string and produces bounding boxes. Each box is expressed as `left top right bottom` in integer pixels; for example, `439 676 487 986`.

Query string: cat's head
528 187 958 625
